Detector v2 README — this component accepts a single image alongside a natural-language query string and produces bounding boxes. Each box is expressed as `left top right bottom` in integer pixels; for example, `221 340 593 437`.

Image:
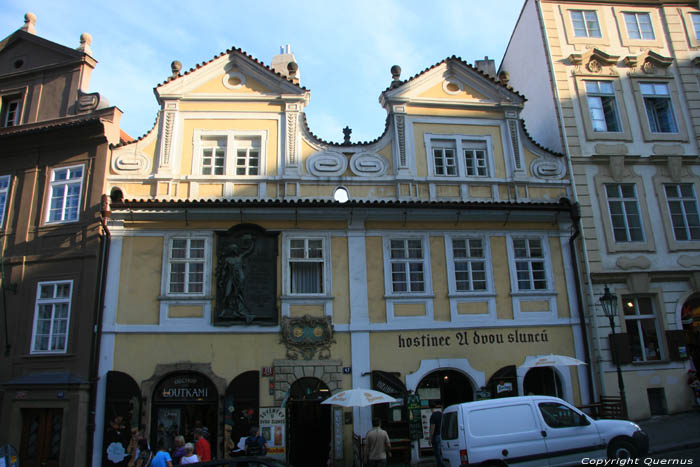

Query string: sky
2 1 525 143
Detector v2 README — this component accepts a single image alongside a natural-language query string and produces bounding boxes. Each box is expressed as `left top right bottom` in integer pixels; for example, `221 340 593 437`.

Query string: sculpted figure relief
217 234 255 323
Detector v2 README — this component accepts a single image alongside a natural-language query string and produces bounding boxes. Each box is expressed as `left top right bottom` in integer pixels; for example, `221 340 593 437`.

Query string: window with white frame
47 165 83 223
195 131 265 177
641 83 678 133
623 12 655 40
586 81 621 132
2 96 21 127
167 238 206 294
512 238 547 291
570 10 602 38
451 237 487 292
0 175 9 228
692 13 700 40
428 136 490 178
389 239 425 293
31 281 72 353
288 238 325 294
623 296 662 362
605 184 644 242
664 184 700 241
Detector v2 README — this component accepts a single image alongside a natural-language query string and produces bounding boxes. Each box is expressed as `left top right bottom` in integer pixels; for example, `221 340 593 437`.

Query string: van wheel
607 439 638 459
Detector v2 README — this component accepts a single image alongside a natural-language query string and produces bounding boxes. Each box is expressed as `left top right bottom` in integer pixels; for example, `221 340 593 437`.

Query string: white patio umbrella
520 354 587 398
321 388 399 407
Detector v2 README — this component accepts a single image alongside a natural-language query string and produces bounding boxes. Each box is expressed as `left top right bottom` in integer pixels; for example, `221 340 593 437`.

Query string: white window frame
614 8 663 47
622 295 664 362
0 175 10 228
664 183 700 241
623 12 655 40
570 10 602 38
192 129 267 177
30 280 73 354
161 232 212 298
282 232 331 297
424 134 493 179
605 183 645 243
507 234 557 321
508 236 552 293
585 81 622 133
445 235 493 295
2 96 21 127
45 164 84 224
691 12 700 41
383 234 433 297
640 83 678 134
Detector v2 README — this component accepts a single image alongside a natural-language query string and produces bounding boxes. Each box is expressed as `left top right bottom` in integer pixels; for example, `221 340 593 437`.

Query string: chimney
271 44 300 84
475 56 496 77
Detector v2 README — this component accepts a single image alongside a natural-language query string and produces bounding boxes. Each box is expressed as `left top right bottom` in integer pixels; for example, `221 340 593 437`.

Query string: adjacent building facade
94 46 590 465
0 14 123 467
502 0 700 419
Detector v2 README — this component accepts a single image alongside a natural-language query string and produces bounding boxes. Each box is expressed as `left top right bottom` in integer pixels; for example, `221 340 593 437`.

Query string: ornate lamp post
600 285 628 418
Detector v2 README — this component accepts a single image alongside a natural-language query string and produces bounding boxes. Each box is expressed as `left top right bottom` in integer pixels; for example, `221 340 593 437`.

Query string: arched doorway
416 370 474 460
151 372 218 452
224 371 259 457
523 367 563 397
287 377 331 467
102 371 141 466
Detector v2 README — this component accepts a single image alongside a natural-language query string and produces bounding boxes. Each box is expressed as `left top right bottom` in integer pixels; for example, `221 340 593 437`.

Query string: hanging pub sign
153 374 217 403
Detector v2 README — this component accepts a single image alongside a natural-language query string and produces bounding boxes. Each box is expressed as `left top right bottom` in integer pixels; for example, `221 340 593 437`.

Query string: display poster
259 407 285 459
419 408 442 449
407 394 422 441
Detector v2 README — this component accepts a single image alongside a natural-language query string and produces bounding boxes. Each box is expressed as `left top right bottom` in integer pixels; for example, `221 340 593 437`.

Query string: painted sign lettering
397 329 549 349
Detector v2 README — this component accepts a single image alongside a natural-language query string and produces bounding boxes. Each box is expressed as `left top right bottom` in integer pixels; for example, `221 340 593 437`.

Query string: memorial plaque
214 224 278 326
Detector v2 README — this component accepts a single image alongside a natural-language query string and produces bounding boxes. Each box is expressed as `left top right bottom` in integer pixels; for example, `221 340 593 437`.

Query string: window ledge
511 291 556 297
281 295 334 301
158 295 213 302
385 294 435 300
448 292 496 298
24 352 75 359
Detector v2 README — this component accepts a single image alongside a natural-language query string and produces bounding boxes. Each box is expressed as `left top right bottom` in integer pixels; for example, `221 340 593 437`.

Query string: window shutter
609 333 632 364
665 330 688 361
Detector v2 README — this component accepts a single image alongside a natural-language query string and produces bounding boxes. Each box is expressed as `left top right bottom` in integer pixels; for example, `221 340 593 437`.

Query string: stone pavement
637 409 700 454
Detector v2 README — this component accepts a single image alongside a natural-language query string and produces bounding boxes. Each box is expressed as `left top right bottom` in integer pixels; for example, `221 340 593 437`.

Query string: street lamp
600 285 628 419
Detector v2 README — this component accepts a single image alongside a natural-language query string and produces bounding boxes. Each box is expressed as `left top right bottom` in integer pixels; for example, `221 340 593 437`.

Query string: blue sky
2 1 524 143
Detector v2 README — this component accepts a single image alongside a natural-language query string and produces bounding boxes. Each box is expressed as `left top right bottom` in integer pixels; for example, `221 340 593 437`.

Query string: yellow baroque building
94 47 585 466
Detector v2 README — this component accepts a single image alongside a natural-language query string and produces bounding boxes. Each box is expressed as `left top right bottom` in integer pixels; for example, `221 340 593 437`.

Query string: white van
440 396 648 466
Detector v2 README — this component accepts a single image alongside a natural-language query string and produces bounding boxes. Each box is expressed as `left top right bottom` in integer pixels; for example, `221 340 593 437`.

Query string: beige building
502 0 700 420
94 45 589 465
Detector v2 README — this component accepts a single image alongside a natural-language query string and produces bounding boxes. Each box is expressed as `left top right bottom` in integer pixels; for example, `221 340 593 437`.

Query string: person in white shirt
179 443 199 465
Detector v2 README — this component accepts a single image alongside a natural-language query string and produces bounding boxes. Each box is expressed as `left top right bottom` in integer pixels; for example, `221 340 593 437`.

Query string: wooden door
20 408 62 467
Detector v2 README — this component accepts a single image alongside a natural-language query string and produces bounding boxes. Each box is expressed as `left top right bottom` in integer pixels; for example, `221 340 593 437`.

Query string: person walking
194 428 211 462
150 439 173 467
245 426 268 456
179 443 199 465
365 418 391 467
430 406 443 467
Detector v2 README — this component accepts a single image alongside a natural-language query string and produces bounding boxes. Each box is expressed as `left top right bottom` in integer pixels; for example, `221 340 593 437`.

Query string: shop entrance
523 367 563 397
287 377 331 467
151 372 218 452
20 408 62 467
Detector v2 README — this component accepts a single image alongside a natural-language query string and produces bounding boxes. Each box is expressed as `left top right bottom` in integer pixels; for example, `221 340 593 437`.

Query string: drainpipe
567 200 596 403
87 194 111 467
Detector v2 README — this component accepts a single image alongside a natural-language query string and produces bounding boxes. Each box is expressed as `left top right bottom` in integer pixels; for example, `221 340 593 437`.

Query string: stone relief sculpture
217 234 255 323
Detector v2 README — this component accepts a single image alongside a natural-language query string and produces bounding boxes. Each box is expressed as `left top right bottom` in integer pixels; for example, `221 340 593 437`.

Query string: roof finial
343 126 352 144
287 61 299 84
171 61 182 78
391 65 402 88
77 32 92 55
22 12 37 34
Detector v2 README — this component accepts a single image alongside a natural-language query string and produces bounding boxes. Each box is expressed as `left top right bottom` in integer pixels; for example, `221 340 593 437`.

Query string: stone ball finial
391 65 401 80
171 60 182 78
22 12 37 33
77 32 92 54
287 61 298 77
498 70 510 85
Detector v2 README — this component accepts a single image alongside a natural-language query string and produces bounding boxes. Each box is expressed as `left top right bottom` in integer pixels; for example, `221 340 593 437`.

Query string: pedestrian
179 443 199 465
194 428 211 462
133 438 153 467
150 439 173 467
245 426 268 456
171 435 186 465
365 417 391 467
430 406 443 467
689 370 700 406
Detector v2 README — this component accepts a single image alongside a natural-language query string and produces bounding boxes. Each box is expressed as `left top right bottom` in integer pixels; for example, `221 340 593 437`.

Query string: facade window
0 175 9 227
570 10 602 38
641 83 678 133
390 239 425 293
288 238 324 294
586 81 621 132
512 238 547 290
47 165 83 223
692 13 700 40
168 238 206 294
605 184 644 242
427 135 491 178
31 281 72 353
624 12 655 40
235 137 260 176
664 184 700 241
201 137 225 175
2 96 20 127
623 296 662 362
452 238 487 291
